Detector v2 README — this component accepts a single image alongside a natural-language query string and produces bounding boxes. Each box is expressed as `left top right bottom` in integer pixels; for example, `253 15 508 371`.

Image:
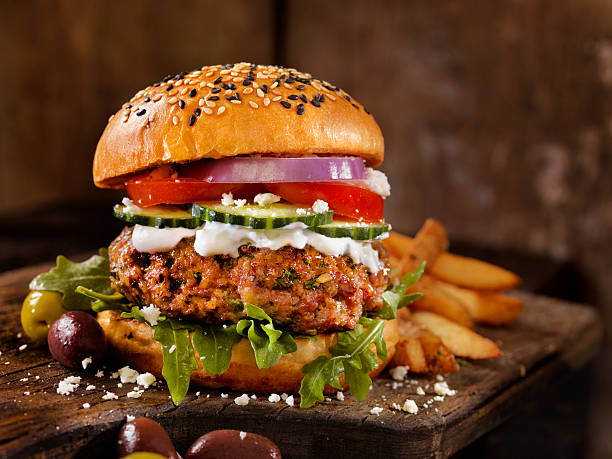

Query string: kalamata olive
47 311 106 369
185 429 281 459
21 290 66 342
117 417 179 459
122 454 167 459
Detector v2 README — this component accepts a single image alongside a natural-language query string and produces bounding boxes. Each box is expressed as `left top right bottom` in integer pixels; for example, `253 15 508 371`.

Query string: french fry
435 282 523 326
392 318 458 373
408 275 474 328
385 219 448 273
429 252 521 290
411 311 502 359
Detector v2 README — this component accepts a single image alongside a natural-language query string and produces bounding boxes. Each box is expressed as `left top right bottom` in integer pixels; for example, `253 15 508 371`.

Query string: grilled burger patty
109 227 389 335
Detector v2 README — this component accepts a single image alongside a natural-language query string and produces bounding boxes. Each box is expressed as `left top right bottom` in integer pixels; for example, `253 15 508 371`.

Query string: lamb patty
109 227 389 335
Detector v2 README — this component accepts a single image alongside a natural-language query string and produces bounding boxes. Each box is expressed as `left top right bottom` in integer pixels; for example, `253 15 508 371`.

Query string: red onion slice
179 157 366 183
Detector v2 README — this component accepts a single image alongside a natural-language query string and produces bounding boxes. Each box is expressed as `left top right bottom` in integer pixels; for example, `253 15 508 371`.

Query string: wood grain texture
0 262 603 459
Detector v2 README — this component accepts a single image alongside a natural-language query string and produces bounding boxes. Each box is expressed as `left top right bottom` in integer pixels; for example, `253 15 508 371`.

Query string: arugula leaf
192 324 242 375
29 249 114 310
121 305 149 323
237 303 297 369
74 286 130 313
153 319 199 405
299 317 387 408
377 262 425 320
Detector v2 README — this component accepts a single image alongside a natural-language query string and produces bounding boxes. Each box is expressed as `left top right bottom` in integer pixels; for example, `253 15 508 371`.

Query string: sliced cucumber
113 204 201 229
191 202 333 229
311 220 390 240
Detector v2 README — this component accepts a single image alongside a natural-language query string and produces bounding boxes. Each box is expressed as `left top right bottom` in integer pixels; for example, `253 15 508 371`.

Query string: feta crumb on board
285 395 295 407
433 381 456 396
18 344 27 351
268 393 281 403
81 356 92 369
234 394 250 406
370 406 384 416
118 366 139 384
336 391 345 401
102 391 118 400
57 376 81 395
389 365 409 381
127 390 143 399
416 387 425 396
82 403 90 409
136 372 156 388
254 193 281 206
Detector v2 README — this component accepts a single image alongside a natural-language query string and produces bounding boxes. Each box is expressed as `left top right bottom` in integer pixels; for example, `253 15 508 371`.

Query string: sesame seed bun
93 62 384 188
97 310 399 394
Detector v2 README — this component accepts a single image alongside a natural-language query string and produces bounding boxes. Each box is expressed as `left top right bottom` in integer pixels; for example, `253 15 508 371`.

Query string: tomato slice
265 182 384 222
126 179 260 207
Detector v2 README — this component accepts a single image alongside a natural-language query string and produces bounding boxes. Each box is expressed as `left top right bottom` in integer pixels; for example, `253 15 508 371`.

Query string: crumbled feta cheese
57 376 81 395
111 371 119 379
312 199 329 213
140 305 161 326
250 394 257 399
436 375 444 381
402 399 419 414
281 393 288 400
117 383 123 388
295 208 308 215
95 370 104 378
136 372 156 388
433 381 456 396
433 396 444 402
18 344 27 351
126 415 135 422
234 394 250 406
240 431 247 440
119 366 139 384
389 365 409 381
268 393 281 403
20 377 28 382
285 395 295 407
391 382 404 390
127 390 143 399
234 199 247 207
221 192 235 206
102 391 118 400
336 391 345 401
370 406 384 416
361 168 391 197
168 345 176 354
17 332 23 339
24 391 31 395
254 193 281 206
416 387 425 396
81 357 92 370
86 385 96 391
221 393 228 398
82 403 91 409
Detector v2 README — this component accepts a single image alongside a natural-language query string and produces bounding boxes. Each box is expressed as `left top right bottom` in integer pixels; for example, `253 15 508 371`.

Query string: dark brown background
1 1 610 457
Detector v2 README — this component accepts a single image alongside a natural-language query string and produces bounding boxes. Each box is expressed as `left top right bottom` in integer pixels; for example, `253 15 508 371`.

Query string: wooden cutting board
0 261 603 459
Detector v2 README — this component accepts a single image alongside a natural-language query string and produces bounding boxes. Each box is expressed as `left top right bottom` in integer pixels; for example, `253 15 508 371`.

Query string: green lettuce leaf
192 324 242 375
299 317 387 408
29 249 114 310
377 262 425 320
237 303 297 369
153 319 200 405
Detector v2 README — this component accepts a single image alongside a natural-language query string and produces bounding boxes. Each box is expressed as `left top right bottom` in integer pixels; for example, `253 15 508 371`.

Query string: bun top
93 63 384 188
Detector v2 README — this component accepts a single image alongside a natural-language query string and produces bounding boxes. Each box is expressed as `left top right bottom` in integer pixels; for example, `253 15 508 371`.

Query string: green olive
122 454 167 459
21 290 66 342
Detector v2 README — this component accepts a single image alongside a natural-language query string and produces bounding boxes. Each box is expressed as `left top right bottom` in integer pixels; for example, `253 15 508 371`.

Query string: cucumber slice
311 220 390 240
113 204 201 229
191 202 333 229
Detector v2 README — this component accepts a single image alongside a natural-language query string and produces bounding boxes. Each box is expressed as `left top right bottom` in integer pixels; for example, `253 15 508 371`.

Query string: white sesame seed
220 69 231 75
230 71 238 76
203 107 213 115
108 114 114 122
174 80 183 87
263 97 271 106
283 83 293 89
327 93 336 101
199 82 207 88
205 71 214 77
270 81 278 89
180 87 189 95
224 89 232 95
243 87 253 94
272 89 282 95
207 82 214 88
217 106 226 115
206 100 216 108
249 101 259 109
167 89 178 96
252 82 259 89
168 97 178 104
272 96 282 102
172 116 179 125
19 344 27 351
148 113 156 123
230 100 242 104
152 94 163 102
199 98 205 106
257 88 265 97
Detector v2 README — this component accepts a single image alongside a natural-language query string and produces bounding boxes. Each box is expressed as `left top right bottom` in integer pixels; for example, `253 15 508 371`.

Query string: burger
89 63 421 408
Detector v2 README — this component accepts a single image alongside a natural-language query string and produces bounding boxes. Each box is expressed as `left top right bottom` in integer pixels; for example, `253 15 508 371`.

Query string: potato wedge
393 318 458 373
429 252 521 290
408 275 474 328
435 282 523 326
411 311 502 359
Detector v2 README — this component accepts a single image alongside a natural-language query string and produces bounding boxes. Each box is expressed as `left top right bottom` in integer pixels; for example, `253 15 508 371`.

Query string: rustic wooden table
0 261 603 459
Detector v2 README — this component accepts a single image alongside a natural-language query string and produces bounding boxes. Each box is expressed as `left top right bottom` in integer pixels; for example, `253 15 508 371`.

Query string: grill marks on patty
109 227 389 335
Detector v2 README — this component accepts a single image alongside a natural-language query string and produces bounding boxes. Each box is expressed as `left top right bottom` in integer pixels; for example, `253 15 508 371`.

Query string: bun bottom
97 310 399 394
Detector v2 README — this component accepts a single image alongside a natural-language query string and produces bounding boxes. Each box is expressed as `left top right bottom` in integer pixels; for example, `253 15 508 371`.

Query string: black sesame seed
297 104 304 115
126 104 133 109
174 73 184 80
162 75 173 82
344 95 351 101
280 74 287 80
248 71 255 78
228 83 236 90
189 89 197 97
225 95 235 101
250 64 257 70
178 100 185 109
242 79 252 86
262 84 269 94
214 76 223 85
280 101 291 109
166 84 174 91
365 107 371 114
228 63 235 68
286 77 295 84
189 115 196 126
153 83 161 87
274 78 281 86
235 93 241 101
299 94 308 103
296 85 305 90
221 83 230 90
136 109 146 116
195 108 201 116
352 103 359 110
210 87 221 94
288 95 299 100
144 97 151 102
208 95 220 101
310 99 320 107
319 94 326 103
